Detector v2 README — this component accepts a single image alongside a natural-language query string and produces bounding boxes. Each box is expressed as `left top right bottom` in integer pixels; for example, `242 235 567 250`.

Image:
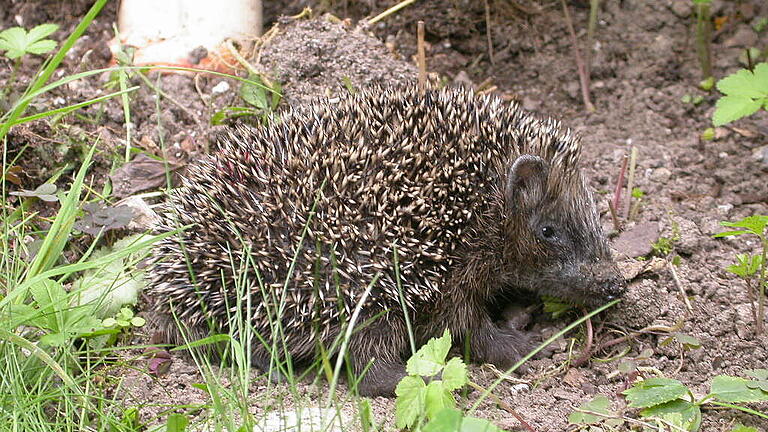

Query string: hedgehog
148 85 625 397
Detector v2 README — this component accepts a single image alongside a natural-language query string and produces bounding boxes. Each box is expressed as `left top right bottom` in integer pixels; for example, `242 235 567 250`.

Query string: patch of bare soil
3 0 767 430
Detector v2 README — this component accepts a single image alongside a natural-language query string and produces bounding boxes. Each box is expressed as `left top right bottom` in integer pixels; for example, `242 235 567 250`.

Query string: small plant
0 24 58 98
712 62 768 127
714 215 768 334
212 73 282 125
394 329 505 431
569 371 768 430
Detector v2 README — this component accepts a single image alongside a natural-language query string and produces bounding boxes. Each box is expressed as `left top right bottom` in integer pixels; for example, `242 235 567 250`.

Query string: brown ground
2 0 767 430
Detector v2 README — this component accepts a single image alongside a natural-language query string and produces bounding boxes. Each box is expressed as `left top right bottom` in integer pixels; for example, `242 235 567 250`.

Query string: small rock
453 70 474 88
613 222 660 258
564 81 580 100
211 81 230 94
752 145 768 165
650 167 672 184
671 217 702 256
670 0 691 18
522 96 540 111
724 25 758 48
509 383 530 395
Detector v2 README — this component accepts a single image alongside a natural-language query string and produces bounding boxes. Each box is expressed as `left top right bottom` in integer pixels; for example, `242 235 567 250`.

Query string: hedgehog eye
541 226 557 240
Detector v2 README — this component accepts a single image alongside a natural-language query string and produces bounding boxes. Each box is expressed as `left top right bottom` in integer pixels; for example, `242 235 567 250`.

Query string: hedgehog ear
505 155 549 211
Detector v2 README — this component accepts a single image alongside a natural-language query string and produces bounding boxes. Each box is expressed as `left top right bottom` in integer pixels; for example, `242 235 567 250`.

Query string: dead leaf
110 153 181 198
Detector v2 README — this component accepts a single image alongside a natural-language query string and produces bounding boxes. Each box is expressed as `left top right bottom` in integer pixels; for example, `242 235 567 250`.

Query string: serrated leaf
422 408 462 432
26 23 58 42
25 40 56 54
442 357 468 391
640 399 701 431
717 68 766 98
720 216 768 236
622 378 689 408
713 95 762 126
424 381 455 420
406 329 451 376
30 278 66 310
568 395 614 425
710 376 768 403
395 376 426 429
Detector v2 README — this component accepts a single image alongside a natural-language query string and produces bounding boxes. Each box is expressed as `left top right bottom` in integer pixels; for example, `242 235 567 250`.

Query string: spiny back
149 85 583 339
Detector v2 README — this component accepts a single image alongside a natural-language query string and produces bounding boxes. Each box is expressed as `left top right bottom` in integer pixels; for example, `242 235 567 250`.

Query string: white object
116 0 262 69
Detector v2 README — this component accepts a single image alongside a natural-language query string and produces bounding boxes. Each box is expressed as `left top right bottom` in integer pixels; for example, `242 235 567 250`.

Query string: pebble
670 0 691 18
211 81 230 94
724 25 758 48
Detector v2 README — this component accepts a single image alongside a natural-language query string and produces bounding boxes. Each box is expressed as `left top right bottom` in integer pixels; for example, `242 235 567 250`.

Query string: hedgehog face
504 155 625 306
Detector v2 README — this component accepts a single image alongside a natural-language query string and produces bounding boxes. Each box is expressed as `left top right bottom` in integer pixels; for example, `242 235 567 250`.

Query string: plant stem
586 0 600 78
368 0 418 25
560 0 594 112
695 1 713 79
417 21 426 91
757 235 767 334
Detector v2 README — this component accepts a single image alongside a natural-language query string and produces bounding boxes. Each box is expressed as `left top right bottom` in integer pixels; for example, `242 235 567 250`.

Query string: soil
2 0 768 430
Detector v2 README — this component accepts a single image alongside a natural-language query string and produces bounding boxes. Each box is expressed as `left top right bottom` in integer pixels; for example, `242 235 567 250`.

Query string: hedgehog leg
347 317 408 397
466 318 531 370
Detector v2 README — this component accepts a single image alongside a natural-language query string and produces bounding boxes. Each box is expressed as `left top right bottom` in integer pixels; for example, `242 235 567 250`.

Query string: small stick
667 258 693 313
560 0 594 112
484 0 495 65
585 0 600 78
417 21 426 91
572 313 594 367
623 146 638 219
612 154 628 219
467 382 537 432
608 200 621 232
368 0 418 25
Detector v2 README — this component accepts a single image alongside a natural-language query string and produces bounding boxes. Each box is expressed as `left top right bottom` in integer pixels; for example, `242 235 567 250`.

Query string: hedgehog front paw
472 327 532 371
356 361 407 397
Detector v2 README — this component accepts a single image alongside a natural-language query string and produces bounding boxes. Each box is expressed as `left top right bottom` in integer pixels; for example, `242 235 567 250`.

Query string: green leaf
731 424 758 432
26 40 57 55
423 409 507 432
568 394 614 425
240 73 269 110
165 413 189 432
717 68 767 98
406 329 451 377
622 377 689 408
713 95 763 126
720 215 768 237
0 27 29 58
39 332 70 347
130 316 146 327
640 399 701 431
726 254 762 277
710 375 768 403
674 333 702 349
395 376 426 429
442 357 468 391
26 23 58 43
424 381 455 420
423 408 462 432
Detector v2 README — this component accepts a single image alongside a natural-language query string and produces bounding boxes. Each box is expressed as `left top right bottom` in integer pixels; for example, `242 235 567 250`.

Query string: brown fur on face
148 85 625 397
